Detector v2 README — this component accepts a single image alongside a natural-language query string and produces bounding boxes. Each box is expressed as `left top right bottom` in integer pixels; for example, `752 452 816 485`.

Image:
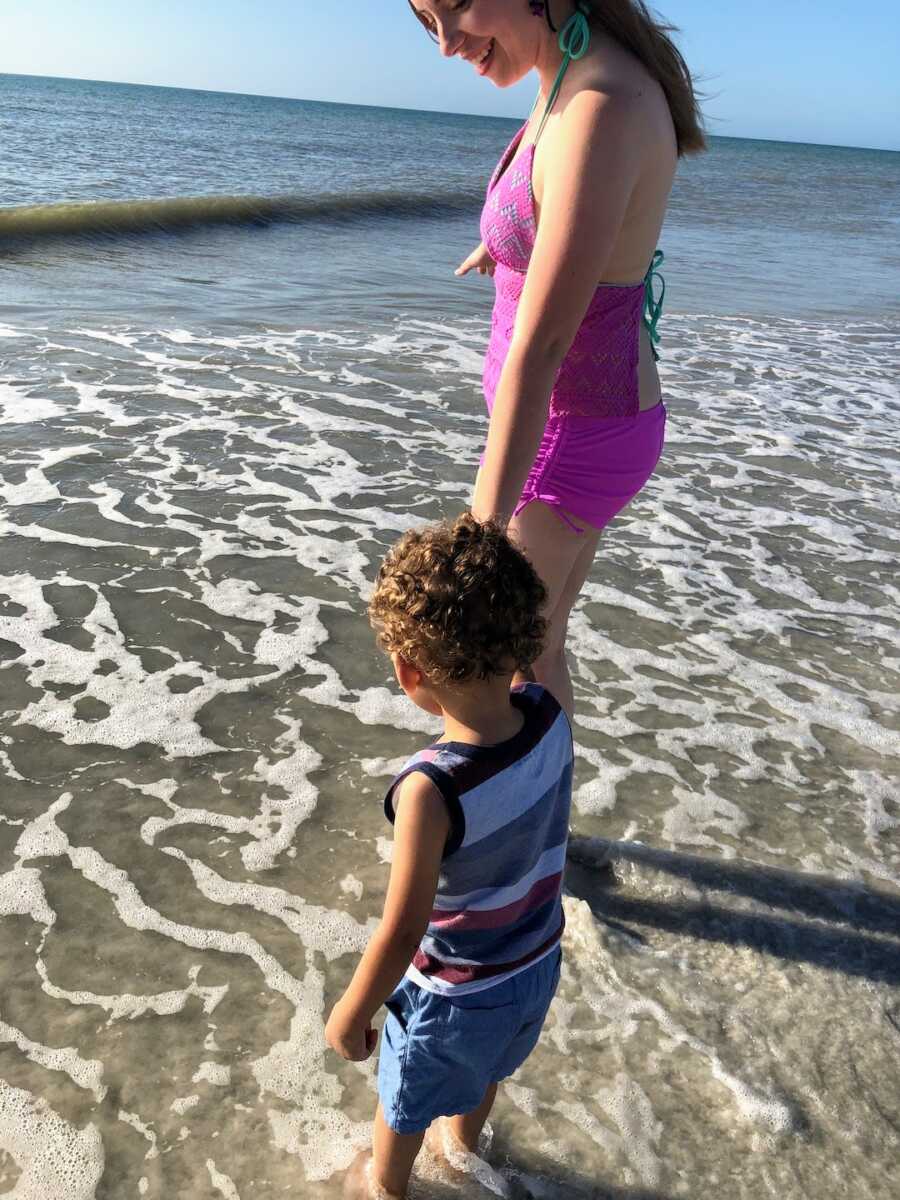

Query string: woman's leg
507 502 602 722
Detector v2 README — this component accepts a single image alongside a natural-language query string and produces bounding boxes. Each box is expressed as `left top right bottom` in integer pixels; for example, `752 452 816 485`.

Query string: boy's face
391 652 444 718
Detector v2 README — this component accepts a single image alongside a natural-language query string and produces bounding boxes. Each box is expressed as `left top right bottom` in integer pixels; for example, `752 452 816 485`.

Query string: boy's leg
370 1102 426 1197
446 1081 498 1152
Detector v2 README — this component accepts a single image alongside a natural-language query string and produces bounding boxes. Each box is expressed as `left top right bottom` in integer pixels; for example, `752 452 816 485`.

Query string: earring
528 1 557 32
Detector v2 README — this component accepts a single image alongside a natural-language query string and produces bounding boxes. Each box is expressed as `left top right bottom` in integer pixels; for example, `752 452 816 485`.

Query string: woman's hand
455 241 496 277
325 1000 378 1062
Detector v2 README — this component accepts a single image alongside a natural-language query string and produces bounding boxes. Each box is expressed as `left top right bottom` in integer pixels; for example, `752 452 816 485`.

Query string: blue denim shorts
377 946 562 1134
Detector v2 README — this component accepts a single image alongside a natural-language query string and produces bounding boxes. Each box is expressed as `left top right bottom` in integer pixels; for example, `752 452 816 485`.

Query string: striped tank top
384 683 573 996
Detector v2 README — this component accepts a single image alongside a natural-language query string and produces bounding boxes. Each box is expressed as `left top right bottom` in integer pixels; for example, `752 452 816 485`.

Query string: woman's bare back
529 34 677 409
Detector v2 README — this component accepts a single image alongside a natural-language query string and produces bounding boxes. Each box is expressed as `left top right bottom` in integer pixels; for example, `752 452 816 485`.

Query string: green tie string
534 2 593 142
643 249 666 362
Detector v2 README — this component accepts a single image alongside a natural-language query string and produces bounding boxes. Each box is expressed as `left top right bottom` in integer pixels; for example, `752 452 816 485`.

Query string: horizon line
3 69 898 155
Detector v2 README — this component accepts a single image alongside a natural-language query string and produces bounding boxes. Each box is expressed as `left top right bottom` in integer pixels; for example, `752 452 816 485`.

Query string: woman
409 0 705 720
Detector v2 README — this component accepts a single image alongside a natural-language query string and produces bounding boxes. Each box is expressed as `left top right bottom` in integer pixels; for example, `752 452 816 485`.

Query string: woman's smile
466 37 495 75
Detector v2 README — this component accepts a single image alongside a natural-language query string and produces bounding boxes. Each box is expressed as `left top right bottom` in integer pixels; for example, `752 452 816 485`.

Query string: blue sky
2 0 898 150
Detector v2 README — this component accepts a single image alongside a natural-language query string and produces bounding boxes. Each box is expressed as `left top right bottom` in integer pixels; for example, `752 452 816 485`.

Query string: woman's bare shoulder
567 40 676 159
532 50 675 280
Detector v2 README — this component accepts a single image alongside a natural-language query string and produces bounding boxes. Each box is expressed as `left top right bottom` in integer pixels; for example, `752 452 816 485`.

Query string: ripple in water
0 314 898 1198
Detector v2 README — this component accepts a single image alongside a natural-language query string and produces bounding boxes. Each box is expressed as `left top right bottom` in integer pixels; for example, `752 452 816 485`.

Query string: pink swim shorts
481 401 667 535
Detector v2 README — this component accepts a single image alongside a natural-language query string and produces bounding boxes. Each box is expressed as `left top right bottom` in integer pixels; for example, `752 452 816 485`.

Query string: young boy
325 513 573 1199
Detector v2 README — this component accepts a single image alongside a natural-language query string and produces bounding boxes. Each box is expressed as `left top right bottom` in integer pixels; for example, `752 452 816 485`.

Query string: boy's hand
455 242 496 277
322 773 449 1066
325 1001 378 1062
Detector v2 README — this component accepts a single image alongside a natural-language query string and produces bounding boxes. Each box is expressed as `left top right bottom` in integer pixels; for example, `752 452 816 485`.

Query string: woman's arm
324 771 450 1061
472 90 645 526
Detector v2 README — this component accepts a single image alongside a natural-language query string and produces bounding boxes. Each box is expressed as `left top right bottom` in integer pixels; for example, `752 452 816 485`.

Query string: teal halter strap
531 3 667 360
643 249 666 362
533 2 592 144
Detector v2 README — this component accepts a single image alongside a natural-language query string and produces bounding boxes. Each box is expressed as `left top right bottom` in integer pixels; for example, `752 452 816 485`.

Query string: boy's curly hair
369 513 548 684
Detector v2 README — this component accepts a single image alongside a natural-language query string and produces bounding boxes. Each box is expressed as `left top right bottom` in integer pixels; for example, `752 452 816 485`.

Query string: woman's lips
474 39 495 76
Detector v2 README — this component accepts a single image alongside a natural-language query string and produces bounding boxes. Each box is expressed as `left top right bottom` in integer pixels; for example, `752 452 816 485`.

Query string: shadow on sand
348 838 899 1199
566 835 900 986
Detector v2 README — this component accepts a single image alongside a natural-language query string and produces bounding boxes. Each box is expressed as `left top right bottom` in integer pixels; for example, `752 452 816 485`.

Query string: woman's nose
438 21 465 58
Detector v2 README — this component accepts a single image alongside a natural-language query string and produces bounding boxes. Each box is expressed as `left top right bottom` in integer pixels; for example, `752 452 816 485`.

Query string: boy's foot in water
343 1150 403 1200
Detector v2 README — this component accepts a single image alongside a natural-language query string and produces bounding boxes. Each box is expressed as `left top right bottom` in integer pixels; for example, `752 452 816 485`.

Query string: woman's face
406 0 542 89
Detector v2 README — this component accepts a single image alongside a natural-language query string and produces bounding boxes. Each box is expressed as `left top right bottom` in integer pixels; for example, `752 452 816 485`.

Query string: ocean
0 72 898 1200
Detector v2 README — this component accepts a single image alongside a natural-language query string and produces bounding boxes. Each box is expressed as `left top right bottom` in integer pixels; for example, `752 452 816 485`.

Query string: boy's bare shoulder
393 768 449 822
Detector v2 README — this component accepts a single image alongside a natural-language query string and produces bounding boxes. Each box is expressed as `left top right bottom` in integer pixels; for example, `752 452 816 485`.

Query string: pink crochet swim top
480 122 665 420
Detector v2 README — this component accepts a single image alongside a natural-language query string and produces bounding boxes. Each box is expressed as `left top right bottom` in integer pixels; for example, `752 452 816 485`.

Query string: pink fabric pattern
480 124 646 420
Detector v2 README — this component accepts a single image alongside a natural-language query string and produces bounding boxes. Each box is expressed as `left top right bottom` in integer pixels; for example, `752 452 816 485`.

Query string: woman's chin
488 61 529 90
487 67 514 90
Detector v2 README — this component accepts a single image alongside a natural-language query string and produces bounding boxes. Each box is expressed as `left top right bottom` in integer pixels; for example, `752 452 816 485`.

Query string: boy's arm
325 770 450 1062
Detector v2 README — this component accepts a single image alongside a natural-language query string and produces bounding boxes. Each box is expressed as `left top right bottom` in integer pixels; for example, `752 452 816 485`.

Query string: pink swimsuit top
480 122 664 420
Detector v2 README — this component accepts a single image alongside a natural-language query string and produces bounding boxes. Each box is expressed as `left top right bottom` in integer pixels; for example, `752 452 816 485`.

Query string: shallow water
4 73 900 329
1 309 898 1197
2 68 900 1200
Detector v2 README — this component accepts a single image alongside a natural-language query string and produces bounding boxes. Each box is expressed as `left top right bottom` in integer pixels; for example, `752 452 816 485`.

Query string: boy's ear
392 652 422 693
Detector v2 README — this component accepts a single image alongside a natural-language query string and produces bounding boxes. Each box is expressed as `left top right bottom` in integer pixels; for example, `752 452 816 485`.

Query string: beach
0 73 899 1198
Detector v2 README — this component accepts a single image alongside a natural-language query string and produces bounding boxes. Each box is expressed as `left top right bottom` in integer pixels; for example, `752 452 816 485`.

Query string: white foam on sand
339 874 364 900
6 789 375 1184
192 1062 231 1087
206 1158 242 1198
117 1109 158 1159
38 961 228 1026
0 1080 104 1199
0 1017 106 1103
